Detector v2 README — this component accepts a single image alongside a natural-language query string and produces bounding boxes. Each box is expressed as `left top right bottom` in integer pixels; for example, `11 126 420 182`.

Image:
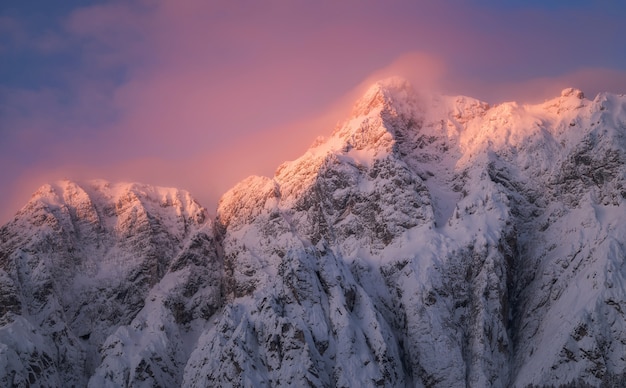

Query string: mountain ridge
1 79 626 387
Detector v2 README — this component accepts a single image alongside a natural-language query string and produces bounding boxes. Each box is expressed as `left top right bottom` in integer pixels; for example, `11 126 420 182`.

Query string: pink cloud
8 63 626 224
446 68 626 104
3 1 626 224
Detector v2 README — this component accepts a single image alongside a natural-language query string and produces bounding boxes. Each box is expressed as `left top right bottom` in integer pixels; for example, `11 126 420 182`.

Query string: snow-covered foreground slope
1 79 626 387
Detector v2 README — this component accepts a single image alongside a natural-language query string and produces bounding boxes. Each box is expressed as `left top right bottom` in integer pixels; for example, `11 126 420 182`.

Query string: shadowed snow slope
1 78 626 387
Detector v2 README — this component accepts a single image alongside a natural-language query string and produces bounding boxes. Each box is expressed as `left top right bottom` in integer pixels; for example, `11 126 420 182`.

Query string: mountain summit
1 79 626 387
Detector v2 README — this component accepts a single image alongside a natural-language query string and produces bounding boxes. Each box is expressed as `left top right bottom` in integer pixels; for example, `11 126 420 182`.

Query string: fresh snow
1 78 626 387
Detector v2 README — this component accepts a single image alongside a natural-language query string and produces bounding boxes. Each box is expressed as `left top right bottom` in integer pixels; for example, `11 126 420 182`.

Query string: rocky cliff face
1 79 625 387
0 180 221 387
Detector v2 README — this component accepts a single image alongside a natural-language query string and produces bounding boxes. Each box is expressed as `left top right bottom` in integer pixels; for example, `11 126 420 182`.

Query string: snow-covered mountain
1 78 626 387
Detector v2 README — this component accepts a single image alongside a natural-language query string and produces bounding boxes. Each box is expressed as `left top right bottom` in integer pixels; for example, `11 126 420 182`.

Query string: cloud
2 0 626 224
1 49 447 222
445 67 626 104
0 16 26 52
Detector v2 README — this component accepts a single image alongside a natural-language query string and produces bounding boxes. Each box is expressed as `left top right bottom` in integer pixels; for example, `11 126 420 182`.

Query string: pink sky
2 1 626 223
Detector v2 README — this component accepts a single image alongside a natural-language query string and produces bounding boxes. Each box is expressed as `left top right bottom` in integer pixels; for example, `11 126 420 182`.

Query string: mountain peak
560 87 584 99
18 179 208 227
351 77 418 118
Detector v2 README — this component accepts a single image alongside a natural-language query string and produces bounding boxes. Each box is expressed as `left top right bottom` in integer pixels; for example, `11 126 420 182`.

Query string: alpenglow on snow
1 78 626 387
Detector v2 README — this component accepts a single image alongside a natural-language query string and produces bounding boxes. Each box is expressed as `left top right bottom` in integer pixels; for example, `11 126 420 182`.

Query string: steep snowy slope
179 79 510 387
1 78 625 387
0 180 221 387
183 79 626 387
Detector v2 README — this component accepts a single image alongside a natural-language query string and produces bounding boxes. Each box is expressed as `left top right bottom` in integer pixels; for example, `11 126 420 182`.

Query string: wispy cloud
2 0 626 223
